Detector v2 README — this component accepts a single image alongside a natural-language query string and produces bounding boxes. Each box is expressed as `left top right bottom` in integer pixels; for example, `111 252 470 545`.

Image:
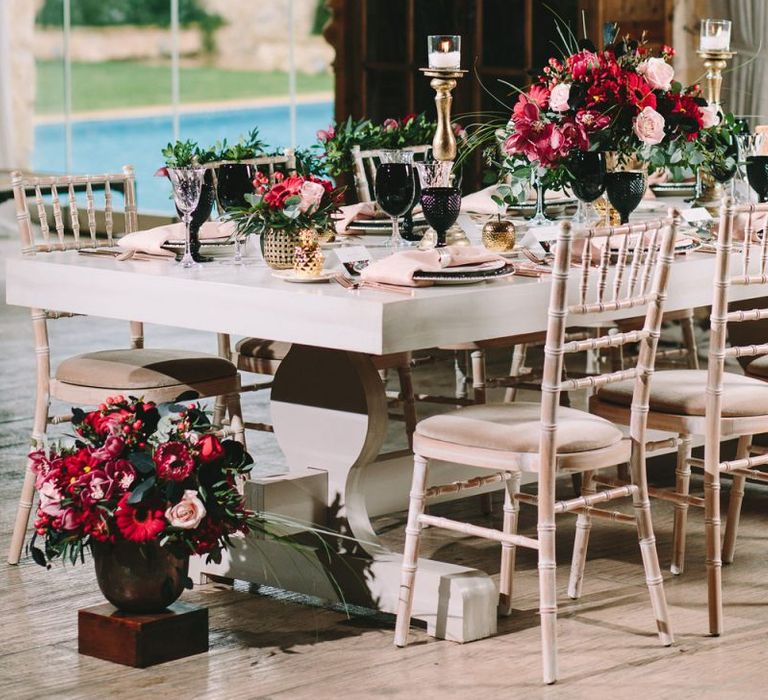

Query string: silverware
521 247 552 266
333 274 413 295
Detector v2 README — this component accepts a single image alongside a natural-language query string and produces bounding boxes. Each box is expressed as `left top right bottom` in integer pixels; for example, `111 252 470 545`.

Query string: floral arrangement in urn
29 395 257 570
467 28 736 203
230 171 342 268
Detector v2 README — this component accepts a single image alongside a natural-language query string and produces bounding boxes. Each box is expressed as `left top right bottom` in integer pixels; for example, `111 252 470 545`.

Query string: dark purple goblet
216 163 256 211
605 171 646 225
420 186 462 247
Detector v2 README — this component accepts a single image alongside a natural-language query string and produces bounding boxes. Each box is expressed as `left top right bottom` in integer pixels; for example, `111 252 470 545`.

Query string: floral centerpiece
29 396 263 611
469 30 736 212
228 171 342 269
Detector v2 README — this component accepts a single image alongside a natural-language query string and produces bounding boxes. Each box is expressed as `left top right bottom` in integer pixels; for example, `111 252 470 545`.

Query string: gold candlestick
696 49 736 108
694 50 736 210
420 68 467 161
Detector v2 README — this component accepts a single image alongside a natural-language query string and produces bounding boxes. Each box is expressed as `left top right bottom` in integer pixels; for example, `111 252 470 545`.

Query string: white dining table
5 233 764 643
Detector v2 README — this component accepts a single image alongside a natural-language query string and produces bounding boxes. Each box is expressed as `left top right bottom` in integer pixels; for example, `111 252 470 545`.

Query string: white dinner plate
272 269 336 283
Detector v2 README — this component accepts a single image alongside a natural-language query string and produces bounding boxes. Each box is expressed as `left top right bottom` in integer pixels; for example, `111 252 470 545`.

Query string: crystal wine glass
375 150 416 249
168 166 206 268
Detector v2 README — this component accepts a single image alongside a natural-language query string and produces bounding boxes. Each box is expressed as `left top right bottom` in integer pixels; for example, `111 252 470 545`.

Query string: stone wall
32 0 334 74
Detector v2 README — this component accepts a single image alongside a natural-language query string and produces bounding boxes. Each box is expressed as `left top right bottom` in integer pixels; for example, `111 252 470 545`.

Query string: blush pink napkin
334 202 379 234
117 220 235 257
360 245 505 287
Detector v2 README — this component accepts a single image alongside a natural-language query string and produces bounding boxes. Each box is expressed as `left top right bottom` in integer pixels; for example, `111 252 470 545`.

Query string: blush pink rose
700 103 720 129
633 106 666 145
38 480 63 516
637 58 674 91
165 489 207 530
298 180 327 213
549 83 571 112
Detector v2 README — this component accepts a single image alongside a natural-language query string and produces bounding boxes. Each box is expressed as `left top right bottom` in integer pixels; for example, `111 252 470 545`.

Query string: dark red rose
197 434 224 464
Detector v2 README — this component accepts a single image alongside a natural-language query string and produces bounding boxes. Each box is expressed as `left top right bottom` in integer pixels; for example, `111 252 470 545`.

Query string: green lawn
36 60 333 114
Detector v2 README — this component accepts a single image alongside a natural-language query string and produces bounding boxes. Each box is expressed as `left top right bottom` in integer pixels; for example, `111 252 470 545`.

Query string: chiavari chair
588 198 768 635
394 214 679 684
8 167 243 565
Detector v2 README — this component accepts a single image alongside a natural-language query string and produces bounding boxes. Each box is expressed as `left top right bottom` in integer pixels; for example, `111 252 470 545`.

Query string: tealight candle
427 35 461 70
700 19 731 52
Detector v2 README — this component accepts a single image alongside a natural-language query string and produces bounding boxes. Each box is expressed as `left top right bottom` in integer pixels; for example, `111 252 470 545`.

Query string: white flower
637 58 675 91
700 103 721 129
298 180 326 214
165 489 207 530
549 83 571 112
634 106 666 145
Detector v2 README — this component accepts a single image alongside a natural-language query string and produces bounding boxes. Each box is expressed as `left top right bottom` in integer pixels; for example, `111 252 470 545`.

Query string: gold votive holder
481 216 516 252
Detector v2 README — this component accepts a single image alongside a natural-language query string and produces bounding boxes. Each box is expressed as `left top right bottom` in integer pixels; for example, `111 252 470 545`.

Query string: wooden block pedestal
78 601 208 667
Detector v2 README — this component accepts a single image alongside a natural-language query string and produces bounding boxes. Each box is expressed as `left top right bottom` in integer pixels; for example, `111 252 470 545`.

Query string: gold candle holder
694 49 736 210
420 68 467 161
696 49 736 108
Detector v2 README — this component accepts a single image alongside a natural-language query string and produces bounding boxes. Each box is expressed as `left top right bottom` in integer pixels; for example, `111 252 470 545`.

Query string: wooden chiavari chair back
350 144 432 203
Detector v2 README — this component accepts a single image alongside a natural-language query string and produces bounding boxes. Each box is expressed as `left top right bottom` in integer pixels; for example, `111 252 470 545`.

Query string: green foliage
37 0 221 28
216 128 267 162
161 139 217 168
647 112 741 181
312 0 331 35
317 113 442 178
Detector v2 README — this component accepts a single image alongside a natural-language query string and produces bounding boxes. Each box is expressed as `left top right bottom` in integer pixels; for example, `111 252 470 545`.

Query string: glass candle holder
700 19 731 52
427 35 461 69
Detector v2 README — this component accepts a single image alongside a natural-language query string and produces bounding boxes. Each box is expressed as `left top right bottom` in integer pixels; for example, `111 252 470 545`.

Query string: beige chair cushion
56 349 236 389
745 355 768 380
415 401 624 453
598 369 768 417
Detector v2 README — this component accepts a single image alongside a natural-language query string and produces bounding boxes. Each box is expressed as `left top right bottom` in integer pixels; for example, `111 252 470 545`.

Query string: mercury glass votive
427 35 461 69
700 19 731 52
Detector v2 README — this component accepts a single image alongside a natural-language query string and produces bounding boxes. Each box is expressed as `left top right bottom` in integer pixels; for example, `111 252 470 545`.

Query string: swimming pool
34 100 334 213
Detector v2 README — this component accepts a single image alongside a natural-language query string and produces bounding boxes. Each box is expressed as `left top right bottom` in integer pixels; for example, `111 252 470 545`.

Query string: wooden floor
2 237 768 698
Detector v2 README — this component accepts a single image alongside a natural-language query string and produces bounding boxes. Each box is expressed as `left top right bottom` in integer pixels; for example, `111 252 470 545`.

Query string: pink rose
298 180 326 213
700 103 720 129
637 58 674 91
165 489 207 529
383 118 399 131
92 435 125 461
39 480 63 516
633 106 666 145
549 83 571 112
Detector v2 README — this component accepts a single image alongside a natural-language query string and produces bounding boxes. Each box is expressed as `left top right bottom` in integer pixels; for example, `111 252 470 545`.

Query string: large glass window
32 0 334 212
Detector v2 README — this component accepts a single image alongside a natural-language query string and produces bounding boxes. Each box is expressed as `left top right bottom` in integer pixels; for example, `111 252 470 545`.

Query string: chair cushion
745 355 768 380
598 369 768 417
415 401 624 453
56 349 236 390
236 337 291 361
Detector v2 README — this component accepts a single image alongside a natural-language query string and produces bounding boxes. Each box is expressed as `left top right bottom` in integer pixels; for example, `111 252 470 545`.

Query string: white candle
700 19 731 52
428 50 461 69
427 35 461 70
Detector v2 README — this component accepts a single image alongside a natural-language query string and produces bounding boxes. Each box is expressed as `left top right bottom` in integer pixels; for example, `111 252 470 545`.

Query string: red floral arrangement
29 396 260 567
502 36 718 169
230 170 342 238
